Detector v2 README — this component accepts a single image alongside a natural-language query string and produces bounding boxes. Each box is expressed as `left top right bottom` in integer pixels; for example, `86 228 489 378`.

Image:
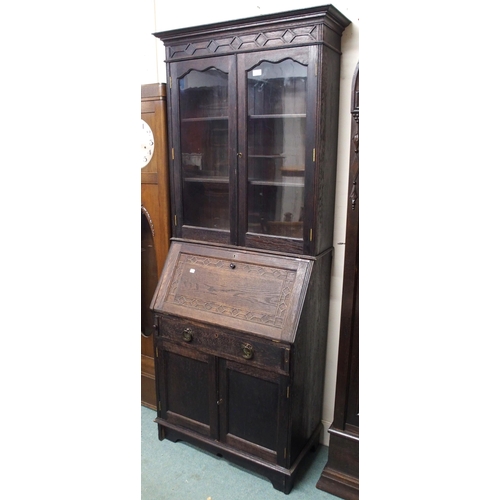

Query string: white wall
140 0 360 445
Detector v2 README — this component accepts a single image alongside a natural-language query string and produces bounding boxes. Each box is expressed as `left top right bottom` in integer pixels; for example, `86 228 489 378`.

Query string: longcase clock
316 62 359 499
141 83 171 409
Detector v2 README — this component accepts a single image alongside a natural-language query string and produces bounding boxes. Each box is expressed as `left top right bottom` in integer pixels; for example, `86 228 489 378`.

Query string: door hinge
309 228 313 241
169 76 172 88
287 386 290 399
284 447 287 459
312 148 316 162
174 214 177 226
315 63 318 76
155 347 158 357
171 148 175 160
158 401 161 411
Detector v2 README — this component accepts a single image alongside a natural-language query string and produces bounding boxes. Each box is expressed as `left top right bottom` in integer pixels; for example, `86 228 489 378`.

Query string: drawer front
157 314 290 375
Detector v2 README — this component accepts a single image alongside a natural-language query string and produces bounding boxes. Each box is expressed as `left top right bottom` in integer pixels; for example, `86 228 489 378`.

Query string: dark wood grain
154 5 350 62
287 249 332 464
313 43 342 255
157 313 290 375
151 241 312 342
219 359 286 463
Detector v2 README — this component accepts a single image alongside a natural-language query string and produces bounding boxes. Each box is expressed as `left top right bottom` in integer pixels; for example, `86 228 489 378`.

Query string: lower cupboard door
218 359 289 466
158 344 218 439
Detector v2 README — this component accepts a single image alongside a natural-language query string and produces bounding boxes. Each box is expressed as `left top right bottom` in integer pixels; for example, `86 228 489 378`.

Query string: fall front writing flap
151 241 312 343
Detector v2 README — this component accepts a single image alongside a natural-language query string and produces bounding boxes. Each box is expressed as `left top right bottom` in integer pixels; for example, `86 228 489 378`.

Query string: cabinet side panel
290 251 332 462
315 46 341 254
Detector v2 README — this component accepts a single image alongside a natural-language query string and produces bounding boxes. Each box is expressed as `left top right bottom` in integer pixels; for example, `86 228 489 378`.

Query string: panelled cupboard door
218 359 289 467
156 340 289 464
156 341 218 439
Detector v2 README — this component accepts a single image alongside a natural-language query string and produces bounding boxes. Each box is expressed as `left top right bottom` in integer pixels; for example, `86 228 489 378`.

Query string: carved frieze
167 26 320 61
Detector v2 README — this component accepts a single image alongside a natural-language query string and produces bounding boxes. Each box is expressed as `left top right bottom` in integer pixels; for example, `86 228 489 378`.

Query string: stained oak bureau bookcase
150 5 351 493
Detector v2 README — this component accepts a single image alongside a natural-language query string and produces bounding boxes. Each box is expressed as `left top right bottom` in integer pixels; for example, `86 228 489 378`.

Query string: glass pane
247 59 307 239
179 69 229 230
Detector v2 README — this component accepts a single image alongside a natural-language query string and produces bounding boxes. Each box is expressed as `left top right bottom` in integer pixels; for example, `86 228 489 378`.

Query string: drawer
157 314 290 375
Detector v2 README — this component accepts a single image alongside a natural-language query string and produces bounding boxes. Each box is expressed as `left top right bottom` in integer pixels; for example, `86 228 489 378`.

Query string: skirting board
320 419 332 445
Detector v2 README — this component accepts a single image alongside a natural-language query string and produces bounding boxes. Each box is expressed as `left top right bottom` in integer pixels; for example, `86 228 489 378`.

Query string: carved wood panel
166 253 296 329
168 26 320 60
152 241 313 342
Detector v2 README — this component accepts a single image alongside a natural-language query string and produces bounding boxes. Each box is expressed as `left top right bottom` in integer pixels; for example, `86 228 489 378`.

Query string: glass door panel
247 59 307 238
179 68 230 230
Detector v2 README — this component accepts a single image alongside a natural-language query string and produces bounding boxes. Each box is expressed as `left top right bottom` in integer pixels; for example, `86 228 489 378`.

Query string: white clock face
141 119 155 168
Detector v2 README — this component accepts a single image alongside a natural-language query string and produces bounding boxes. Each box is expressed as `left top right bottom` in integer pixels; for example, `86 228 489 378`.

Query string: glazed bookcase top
154 4 351 256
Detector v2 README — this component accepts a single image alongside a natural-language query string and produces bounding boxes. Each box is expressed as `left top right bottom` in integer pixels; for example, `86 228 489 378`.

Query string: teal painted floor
141 405 342 500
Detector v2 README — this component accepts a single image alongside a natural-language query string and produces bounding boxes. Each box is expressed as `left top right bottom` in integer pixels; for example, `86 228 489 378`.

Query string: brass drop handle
182 328 193 342
237 152 243 158
241 343 254 360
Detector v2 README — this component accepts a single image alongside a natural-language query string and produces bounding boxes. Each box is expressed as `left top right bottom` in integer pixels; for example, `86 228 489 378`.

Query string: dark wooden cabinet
156 5 350 257
317 63 359 500
152 240 332 492
151 5 350 494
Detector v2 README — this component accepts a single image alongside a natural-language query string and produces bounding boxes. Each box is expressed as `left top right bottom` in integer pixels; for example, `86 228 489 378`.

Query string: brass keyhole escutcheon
241 343 254 360
182 328 193 342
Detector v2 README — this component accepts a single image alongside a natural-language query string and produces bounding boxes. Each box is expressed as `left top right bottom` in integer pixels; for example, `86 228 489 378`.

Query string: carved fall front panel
152 242 311 342
168 253 296 328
